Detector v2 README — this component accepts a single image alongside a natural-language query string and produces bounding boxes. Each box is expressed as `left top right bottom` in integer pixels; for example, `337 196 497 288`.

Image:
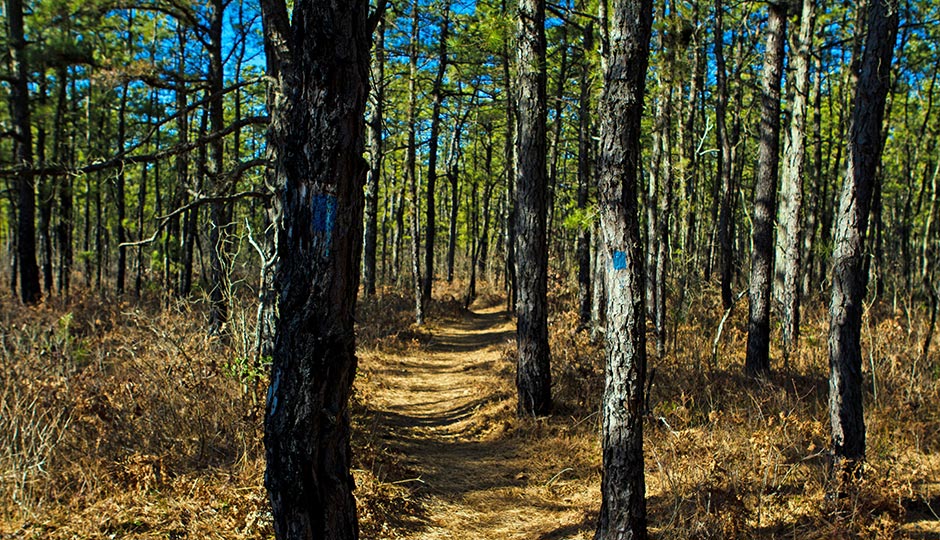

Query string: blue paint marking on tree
312 193 337 234
612 250 627 270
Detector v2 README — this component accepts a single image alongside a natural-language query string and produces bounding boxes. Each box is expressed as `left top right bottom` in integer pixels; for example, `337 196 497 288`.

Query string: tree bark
447 108 470 283
54 65 73 297
828 0 898 476
775 0 815 362
363 12 385 296
594 0 653 537
423 1 451 309
407 0 424 324
744 2 787 378
714 0 734 310
116 83 129 296
576 22 594 329
514 0 552 417
501 7 517 313
547 24 569 249
37 78 54 296
8 0 40 304
261 0 371 538
803 51 824 298
208 0 230 334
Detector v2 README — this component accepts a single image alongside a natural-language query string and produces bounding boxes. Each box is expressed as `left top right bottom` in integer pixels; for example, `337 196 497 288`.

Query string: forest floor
1 287 939 539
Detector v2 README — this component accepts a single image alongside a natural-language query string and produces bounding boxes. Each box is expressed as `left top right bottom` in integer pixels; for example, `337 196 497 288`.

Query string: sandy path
362 306 596 540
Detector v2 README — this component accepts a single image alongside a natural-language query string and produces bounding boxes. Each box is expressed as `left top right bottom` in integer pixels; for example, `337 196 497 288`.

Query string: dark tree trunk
803 52 824 298
467 133 495 307
576 23 593 329
744 2 787 378
135 162 148 297
678 6 702 275
168 28 189 292
594 0 653 537
547 24 569 248
54 66 73 297
36 78 54 296
392 179 405 284
467 169 480 305
423 1 451 309
260 0 371 538
179 109 208 297
363 13 385 296
828 0 898 477
116 83 129 296
6 195 17 296
95 172 103 289
208 0 229 334
714 0 734 309
446 116 463 284
447 109 470 283
514 0 552 417
501 15 517 313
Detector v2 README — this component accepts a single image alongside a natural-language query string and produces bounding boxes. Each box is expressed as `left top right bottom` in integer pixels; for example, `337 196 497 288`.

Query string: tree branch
368 0 390 34
122 189 271 248
0 115 269 177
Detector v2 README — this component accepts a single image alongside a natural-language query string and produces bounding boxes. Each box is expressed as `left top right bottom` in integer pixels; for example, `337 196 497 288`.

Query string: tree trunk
446 118 462 284
576 23 593 329
501 12 517 313
135 162 148 297
714 0 734 310
591 221 607 339
407 0 424 324
547 24 569 251
115 83 129 296
36 78 54 296
803 52 824 298
169 28 189 293
514 0 552 417
393 172 405 284
467 132 495 307
594 0 652 536
828 0 898 477
447 109 470 283
744 2 787 378
678 6 702 276
182 108 208 297
775 0 815 362
208 0 229 334
6 194 17 296
423 1 451 309
466 168 481 308
651 64 674 358
410 165 424 325
260 1 370 538
363 12 385 296
54 66 73 297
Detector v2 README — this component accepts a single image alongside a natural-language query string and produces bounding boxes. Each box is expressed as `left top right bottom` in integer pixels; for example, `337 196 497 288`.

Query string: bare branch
122 189 271 248
0 115 269 177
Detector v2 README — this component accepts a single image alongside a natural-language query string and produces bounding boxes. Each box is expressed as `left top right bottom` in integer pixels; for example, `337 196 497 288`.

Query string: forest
1 0 938 538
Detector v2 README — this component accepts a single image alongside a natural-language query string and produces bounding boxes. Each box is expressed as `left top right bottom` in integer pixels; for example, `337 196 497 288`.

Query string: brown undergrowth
0 279 937 539
546 282 940 539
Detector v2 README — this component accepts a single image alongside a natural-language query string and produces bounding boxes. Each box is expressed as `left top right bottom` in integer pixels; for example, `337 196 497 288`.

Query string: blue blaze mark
312 194 337 234
612 250 627 270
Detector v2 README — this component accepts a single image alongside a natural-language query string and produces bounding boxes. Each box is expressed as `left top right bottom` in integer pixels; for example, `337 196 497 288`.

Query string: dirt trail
363 306 596 540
